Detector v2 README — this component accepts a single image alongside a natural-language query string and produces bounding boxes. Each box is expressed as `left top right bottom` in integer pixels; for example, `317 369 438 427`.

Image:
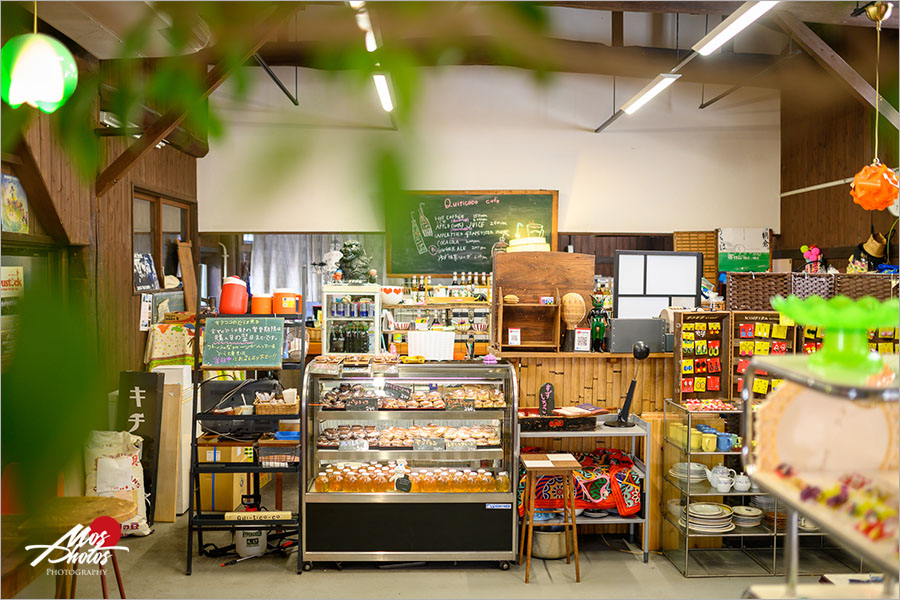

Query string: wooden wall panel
95 139 197 392
557 234 674 277
21 112 92 245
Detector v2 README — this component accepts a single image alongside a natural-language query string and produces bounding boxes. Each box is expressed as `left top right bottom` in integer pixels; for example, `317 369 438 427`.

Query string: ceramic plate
687 503 725 516
732 506 763 517
679 519 736 533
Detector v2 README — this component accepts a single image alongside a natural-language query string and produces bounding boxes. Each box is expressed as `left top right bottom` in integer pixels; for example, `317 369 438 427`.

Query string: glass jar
477 469 492 492
465 471 478 493
409 473 421 493
344 471 359 493
329 470 344 492
495 471 511 493
315 472 330 492
373 471 387 493
450 470 465 493
435 471 451 493
421 472 436 493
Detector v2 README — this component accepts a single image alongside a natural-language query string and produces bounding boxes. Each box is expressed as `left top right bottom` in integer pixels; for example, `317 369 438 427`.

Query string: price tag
779 313 795 327
345 397 378 411
445 440 477 451
384 382 411 401
338 439 369 452
445 396 475 411
412 438 446 451
395 475 412 493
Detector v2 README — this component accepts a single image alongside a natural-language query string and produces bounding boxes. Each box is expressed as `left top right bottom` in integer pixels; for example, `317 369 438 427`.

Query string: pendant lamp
849 1 899 211
1 3 78 113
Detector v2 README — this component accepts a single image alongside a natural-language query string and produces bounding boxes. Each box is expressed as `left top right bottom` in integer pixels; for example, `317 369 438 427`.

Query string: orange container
251 294 273 315
273 288 301 315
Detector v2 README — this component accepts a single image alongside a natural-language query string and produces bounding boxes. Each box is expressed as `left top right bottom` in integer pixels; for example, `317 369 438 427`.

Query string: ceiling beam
611 11 624 47
95 3 297 198
14 140 70 245
774 11 899 129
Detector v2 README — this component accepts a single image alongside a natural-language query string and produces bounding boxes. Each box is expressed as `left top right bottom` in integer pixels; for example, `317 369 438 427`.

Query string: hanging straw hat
863 233 887 258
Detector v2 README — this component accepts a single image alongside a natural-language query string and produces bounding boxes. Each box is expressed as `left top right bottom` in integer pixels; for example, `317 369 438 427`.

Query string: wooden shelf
500 341 558 348
383 303 490 309
498 351 672 358
501 303 557 308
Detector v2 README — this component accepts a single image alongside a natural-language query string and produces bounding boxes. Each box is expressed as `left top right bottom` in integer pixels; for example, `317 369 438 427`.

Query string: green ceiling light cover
2 34 78 113
771 294 900 377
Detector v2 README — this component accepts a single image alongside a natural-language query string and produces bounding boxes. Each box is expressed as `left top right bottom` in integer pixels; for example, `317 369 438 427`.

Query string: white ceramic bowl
381 287 404 305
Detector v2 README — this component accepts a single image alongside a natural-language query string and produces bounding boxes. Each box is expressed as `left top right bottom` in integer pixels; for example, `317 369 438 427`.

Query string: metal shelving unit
742 355 899 598
321 284 381 355
517 413 651 562
185 312 305 575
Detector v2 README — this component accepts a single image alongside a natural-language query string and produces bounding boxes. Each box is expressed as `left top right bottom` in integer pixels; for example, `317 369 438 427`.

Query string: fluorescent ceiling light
365 30 378 52
348 1 365 9
692 1 779 56
373 73 393 112
621 74 680 115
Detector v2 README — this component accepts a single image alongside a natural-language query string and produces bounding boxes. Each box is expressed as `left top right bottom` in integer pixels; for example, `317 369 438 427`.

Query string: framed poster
717 228 771 272
134 253 160 292
1 174 29 233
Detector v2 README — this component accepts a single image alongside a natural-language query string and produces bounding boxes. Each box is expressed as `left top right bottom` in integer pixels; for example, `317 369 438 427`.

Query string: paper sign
804 327 817 339
752 378 770 395
413 438 446 451
779 313 795 327
574 328 591 352
755 323 771 338
508 328 521 346
346 397 378 411
446 440 477 451
754 340 770 355
338 439 369 451
139 293 153 331
693 377 706 392
771 324 788 339
522 458 554 468
384 382 411 401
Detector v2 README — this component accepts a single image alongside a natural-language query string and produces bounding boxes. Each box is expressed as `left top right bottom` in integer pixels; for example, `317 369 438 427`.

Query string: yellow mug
678 424 689 448
701 433 717 452
668 422 681 442
690 429 702 451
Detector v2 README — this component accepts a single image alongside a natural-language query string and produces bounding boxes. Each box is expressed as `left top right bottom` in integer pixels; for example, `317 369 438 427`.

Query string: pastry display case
301 361 519 567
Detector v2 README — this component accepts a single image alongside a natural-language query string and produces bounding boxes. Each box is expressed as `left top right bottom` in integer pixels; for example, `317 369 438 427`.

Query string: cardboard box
199 446 249 512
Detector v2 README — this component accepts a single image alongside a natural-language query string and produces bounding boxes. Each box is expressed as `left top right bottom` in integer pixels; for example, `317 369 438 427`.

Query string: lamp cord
874 19 881 163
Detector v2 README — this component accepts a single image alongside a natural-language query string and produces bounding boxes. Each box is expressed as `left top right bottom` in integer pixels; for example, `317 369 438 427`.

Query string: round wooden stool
19 497 136 599
518 454 581 583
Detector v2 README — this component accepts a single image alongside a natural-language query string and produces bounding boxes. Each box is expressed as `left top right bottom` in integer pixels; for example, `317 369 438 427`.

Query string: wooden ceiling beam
13 140 70 245
774 11 899 129
95 3 296 198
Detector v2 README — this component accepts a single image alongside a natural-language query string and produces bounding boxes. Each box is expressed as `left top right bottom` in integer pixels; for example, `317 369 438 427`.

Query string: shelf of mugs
664 438 741 455
664 474 761 497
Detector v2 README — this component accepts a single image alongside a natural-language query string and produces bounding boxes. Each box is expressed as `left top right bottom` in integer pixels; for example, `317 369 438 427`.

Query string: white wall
198 66 780 234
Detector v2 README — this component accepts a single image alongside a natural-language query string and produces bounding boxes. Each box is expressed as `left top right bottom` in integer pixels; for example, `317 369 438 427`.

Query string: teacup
716 432 733 452
715 475 734 493
734 473 752 492
701 433 717 452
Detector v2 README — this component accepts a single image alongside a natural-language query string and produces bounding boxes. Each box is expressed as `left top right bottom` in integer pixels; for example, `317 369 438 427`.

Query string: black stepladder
185 286 305 575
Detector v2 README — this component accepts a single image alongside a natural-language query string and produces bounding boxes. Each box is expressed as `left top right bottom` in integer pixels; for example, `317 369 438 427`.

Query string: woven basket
726 272 790 311
561 293 586 328
253 401 300 416
790 273 835 300
833 273 898 300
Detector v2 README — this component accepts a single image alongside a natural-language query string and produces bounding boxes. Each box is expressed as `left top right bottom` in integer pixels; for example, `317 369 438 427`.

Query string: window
132 191 193 290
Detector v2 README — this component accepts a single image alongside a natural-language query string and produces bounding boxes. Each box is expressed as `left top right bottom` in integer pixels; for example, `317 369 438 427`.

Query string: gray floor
15 475 821 599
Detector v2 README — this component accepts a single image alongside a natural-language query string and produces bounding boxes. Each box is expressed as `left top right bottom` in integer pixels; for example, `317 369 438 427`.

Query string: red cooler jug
220 277 248 314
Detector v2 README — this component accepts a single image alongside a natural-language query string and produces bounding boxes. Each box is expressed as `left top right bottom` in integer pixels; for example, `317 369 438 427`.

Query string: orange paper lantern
850 161 899 211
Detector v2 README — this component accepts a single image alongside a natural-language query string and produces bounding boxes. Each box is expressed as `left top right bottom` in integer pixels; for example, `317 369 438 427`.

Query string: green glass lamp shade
771 295 900 377
2 34 78 113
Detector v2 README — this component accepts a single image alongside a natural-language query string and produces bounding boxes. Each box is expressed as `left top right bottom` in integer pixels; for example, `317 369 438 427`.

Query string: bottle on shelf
315 472 330 492
452 272 458 286
495 471 510 492
418 276 426 303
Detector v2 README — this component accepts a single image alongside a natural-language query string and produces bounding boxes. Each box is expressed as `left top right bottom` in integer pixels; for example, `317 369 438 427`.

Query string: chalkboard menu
386 190 558 276
202 317 284 369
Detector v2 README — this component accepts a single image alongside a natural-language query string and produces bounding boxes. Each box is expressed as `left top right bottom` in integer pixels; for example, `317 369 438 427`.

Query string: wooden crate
730 311 795 400
674 231 718 282
673 311 731 405
496 286 560 350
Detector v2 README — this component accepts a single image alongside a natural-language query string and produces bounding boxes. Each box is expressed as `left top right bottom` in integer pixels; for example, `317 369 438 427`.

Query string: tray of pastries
314 354 344 364
382 391 446 410
343 354 372 367
316 424 501 449
372 353 400 364
316 424 379 448
443 386 507 409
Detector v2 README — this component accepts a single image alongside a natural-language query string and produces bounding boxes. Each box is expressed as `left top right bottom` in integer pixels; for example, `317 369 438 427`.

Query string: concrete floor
15 476 820 599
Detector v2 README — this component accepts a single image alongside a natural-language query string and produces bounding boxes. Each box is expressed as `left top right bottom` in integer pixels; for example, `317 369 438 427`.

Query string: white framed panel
617 296 671 320
616 254 646 295
645 254 699 295
614 250 703 319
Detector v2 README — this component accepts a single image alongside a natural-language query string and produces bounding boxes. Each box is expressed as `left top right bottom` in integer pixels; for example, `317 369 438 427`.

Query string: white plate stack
669 462 707 483
732 505 763 528
678 502 735 533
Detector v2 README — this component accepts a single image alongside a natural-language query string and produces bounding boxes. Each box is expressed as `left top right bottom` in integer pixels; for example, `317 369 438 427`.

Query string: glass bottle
409 473 421 493
435 470 450 493
452 272 458 286
329 469 344 492
495 471 511 493
358 472 372 493
465 471 478 493
333 325 344 353
421 471 436 493
344 470 358 493
373 470 387 493
476 469 490 492
450 469 465 493
315 472 330 492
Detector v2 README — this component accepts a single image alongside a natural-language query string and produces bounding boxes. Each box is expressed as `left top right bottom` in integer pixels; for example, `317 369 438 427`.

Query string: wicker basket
726 272 790 311
790 273 834 300
253 401 300 416
833 273 898 300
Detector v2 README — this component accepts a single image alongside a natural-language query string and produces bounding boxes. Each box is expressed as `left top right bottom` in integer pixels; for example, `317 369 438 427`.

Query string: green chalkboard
202 317 284 369
386 190 557 276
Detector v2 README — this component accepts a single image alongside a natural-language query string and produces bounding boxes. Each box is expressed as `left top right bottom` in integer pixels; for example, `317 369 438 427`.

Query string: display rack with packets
673 311 731 405
731 311 796 398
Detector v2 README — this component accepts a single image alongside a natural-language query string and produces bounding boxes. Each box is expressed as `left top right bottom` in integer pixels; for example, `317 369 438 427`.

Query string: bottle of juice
436 471 450 493
359 473 373 493
329 470 343 492
315 472 330 492
450 470 464 493
344 471 359 493
421 472 436 493
495 471 511 493
373 471 387 493
476 469 491 492
465 471 478 493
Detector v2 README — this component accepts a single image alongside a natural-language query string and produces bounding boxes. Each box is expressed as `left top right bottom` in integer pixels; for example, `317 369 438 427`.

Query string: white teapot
734 473 752 492
705 464 736 487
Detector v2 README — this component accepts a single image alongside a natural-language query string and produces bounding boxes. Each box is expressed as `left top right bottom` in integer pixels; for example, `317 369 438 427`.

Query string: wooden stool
19 497 136 599
518 454 581 583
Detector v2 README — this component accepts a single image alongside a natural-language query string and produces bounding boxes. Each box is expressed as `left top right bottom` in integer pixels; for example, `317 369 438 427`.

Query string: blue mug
716 432 733 452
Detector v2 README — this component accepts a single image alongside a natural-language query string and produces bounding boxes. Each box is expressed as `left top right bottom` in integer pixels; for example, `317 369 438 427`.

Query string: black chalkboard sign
384 382 411 401
202 317 284 369
445 440 477 451
345 397 378 411
539 382 555 416
413 438 446 451
445 396 475 411
395 475 412 493
117 371 164 526
386 190 558 276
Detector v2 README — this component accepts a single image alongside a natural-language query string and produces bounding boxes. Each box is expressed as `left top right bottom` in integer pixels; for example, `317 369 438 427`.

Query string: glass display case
322 284 382 355
301 361 518 567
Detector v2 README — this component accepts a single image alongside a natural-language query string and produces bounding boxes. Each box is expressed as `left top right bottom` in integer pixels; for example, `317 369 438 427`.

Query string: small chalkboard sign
539 382 555 416
345 397 378 411
395 475 412 493
445 396 475 411
117 371 164 526
384 382 411 401
338 439 369 452
445 440 477 451
202 317 284 369
413 438 446 451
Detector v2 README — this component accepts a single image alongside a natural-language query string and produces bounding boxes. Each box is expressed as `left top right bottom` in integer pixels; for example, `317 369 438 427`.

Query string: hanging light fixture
1 3 78 113
849 1 899 211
